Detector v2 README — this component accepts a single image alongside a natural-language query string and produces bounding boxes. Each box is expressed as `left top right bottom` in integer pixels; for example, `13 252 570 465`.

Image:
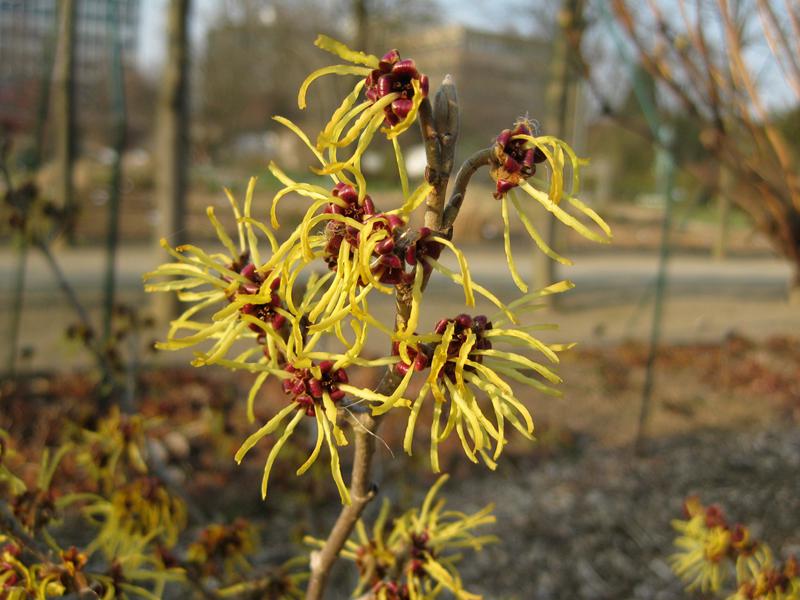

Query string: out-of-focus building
0 0 140 129
399 25 552 150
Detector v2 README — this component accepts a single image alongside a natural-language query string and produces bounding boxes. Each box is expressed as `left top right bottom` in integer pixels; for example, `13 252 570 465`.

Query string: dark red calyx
434 313 494 381
379 49 400 71
364 49 428 126
281 362 349 416
392 59 418 78
391 340 431 375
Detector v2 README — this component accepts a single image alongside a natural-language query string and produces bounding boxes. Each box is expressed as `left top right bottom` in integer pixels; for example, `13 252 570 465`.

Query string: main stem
305 79 459 600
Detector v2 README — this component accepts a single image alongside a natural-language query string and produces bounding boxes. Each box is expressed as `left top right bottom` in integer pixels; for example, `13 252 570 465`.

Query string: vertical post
353 0 368 52
5 222 27 377
102 1 127 342
533 0 584 306
635 126 676 455
54 0 77 239
102 1 127 391
713 166 731 260
154 0 192 331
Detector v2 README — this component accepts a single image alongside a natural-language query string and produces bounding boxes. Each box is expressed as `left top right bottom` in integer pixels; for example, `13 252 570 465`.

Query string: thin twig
36 241 113 383
0 501 55 563
441 148 493 232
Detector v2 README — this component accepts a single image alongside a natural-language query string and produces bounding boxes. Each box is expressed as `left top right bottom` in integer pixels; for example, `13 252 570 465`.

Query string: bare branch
442 148 494 233
306 76 462 600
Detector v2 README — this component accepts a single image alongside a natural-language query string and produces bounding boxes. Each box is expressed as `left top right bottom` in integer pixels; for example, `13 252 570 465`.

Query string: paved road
2 243 796 371
0 244 794 305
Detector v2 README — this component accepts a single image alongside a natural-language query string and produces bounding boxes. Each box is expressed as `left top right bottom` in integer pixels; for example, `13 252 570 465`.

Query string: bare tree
154 0 191 328
608 0 800 299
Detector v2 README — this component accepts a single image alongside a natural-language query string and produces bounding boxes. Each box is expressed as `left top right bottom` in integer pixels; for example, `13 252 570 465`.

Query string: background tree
533 0 586 304
154 0 192 328
54 0 76 240
607 0 800 300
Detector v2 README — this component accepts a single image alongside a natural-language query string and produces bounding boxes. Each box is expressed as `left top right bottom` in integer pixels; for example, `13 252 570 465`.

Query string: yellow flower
670 499 733 593
232 314 401 505
399 282 574 473
268 163 504 341
489 118 612 293
729 539 800 600
214 556 308 599
145 177 296 369
81 476 187 559
187 519 258 581
307 475 495 600
297 35 429 196
74 406 149 492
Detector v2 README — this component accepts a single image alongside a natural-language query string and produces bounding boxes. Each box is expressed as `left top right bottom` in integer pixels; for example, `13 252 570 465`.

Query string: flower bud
392 59 418 78
473 315 490 331
308 378 324 398
434 319 449 335
241 263 256 280
504 156 521 174
496 130 512 147
380 254 403 270
455 314 473 329
391 98 413 120
295 393 313 407
495 179 515 197
377 74 394 97
419 74 429 96
375 238 395 255
379 49 400 71
386 214 405 230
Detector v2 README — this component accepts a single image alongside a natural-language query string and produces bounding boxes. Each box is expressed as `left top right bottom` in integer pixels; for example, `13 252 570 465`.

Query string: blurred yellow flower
307 474 495 600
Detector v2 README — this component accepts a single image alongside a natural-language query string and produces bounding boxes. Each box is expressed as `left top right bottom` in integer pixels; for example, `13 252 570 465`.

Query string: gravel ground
442 427 800 600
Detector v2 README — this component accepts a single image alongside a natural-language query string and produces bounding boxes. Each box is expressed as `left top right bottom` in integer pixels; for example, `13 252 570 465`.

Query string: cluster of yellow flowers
145 34 610 506
670 496 800 599
307 475 495 599
0 415 185 599
186 518 258 580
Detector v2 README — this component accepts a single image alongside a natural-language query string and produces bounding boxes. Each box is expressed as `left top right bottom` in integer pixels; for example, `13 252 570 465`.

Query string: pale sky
135 0 794 112
135 0 525 74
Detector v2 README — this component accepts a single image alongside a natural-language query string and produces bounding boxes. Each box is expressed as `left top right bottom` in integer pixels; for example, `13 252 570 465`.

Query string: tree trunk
54 0 76 240
790 262 800 305
713 167 731 261
533 0 584 307
353 0 368 52
154 0 191 330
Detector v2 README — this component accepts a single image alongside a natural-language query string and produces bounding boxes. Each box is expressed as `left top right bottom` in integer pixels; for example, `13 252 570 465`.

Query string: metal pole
635 127 676 455
102 1 127 344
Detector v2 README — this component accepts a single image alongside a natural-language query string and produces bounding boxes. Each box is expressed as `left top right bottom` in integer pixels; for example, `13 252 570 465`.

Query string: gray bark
54 0 76 238
154 0 192 329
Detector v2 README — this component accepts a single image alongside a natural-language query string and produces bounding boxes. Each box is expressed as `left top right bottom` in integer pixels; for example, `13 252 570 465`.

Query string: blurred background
1 1 799 598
